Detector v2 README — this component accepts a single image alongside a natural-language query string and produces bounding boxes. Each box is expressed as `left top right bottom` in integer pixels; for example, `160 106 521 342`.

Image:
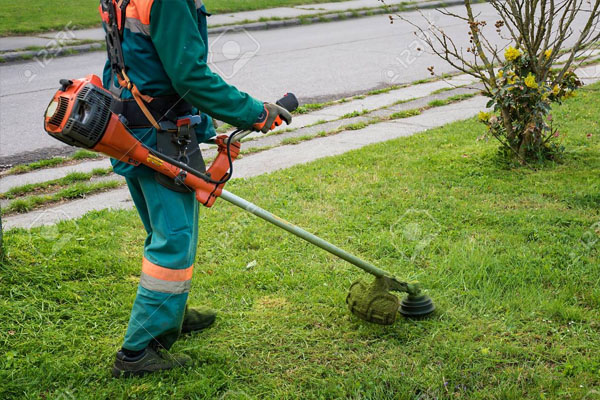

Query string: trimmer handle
276 93 299 113
227 93 299 143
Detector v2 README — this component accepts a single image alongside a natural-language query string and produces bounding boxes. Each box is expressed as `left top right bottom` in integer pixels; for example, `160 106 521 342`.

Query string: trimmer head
399 293 435 318
346 277 434 325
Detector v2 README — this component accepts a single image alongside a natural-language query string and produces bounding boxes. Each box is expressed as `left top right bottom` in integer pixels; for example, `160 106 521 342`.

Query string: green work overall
101 0 263 351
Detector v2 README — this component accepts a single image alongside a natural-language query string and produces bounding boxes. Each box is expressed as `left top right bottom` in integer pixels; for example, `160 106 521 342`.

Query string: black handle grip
276 93 299 113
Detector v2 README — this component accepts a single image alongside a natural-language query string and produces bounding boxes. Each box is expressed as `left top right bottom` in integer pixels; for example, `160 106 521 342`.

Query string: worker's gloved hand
252 103 292 133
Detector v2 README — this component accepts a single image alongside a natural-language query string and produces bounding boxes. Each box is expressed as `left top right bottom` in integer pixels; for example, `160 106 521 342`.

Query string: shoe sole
112 365 175 378
112 366 145 378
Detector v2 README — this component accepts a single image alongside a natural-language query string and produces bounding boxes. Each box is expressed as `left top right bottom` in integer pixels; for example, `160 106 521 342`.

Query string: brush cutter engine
45 76 113 149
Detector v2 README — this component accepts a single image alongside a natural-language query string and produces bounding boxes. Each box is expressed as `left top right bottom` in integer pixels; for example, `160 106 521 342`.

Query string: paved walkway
0 73 479 192
0 0 430 53
2 64 598 230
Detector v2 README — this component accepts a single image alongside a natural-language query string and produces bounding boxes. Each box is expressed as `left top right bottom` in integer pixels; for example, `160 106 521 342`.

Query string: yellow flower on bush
507 75 517 85
552 84 560 95
544 49 553 59
524 73 538 89
497 70 504 79
478 111 491 122
505 46 521 61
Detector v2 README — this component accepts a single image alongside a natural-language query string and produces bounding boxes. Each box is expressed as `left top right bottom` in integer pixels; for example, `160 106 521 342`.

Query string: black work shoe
112 347 191 378
181 306 217 334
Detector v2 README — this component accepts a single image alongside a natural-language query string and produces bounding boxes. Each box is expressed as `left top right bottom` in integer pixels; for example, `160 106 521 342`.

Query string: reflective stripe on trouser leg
122 175 199 351
140 257 193 294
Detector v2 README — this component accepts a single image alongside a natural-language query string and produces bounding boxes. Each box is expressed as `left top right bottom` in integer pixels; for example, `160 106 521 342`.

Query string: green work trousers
122 175 199 351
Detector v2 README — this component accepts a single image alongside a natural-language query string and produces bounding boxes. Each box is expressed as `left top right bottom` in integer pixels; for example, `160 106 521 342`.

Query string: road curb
0 42 104 63
0 0 463 64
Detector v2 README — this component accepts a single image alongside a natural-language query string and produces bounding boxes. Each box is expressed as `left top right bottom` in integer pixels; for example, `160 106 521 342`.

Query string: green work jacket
101 0 263 177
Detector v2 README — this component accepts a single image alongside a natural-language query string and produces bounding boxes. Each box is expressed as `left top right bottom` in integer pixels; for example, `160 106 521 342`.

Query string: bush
478 46 582 162
389 0 600 164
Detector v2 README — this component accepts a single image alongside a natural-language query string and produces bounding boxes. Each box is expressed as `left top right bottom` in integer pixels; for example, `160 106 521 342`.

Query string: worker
99 0 292 378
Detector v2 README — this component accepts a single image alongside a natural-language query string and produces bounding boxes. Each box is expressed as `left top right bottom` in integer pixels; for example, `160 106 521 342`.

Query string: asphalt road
0 2 589 164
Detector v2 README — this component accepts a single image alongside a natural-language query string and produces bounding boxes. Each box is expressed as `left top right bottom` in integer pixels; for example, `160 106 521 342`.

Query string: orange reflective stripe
99 5 109 23
142 257 194 282
98 0 153 28
126 0 154 25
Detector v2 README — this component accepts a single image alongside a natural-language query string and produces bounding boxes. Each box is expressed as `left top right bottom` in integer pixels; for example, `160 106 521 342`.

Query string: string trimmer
43 75 434 325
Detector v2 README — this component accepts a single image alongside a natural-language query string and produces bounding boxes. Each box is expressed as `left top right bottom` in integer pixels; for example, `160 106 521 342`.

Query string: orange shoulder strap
118 69 161 130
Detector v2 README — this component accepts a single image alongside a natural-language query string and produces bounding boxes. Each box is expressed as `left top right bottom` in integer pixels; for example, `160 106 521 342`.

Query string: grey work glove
252 103 293 133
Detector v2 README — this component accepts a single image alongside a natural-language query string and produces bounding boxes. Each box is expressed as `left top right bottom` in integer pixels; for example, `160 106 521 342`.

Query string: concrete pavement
232 96 489 178
0 159 111 192
206 0 409 27
233 73 478 142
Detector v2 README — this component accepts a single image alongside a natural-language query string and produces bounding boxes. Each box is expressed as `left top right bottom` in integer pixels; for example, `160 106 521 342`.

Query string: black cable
224 129 239 183
141 128 244 186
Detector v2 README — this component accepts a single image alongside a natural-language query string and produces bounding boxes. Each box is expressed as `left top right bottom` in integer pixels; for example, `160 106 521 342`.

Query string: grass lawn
0 0 352 36
1 85 599 399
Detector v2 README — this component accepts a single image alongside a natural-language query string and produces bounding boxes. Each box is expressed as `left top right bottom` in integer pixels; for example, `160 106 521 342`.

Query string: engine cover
44 74 113 149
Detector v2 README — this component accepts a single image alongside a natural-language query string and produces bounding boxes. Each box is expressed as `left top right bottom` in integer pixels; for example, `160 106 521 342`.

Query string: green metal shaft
220 190 389 279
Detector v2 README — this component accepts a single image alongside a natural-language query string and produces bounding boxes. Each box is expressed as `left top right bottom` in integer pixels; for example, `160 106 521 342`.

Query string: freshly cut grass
1 84 599 399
